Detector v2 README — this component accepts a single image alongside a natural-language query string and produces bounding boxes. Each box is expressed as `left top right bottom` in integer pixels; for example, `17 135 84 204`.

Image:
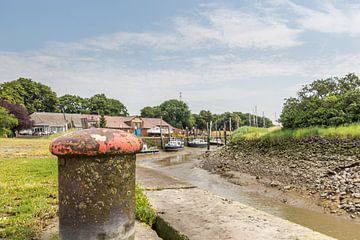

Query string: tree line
140 100 273 130
280 73 360 128
0 78 128 136
0 77 273 136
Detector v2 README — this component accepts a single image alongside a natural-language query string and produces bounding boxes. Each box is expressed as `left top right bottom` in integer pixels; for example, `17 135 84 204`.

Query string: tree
280 73 360 128
58 94 86 113
0 78 58 113
88 94 128 116
99 113 107 128
159 99 192 129
0 107 18 136
0 100 33 133
140 106 161 118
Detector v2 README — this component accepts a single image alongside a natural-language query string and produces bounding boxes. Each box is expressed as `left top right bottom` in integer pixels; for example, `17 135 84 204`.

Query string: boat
164 139 184 151
140 143 160 154
209 138 225 146
188 138 208 148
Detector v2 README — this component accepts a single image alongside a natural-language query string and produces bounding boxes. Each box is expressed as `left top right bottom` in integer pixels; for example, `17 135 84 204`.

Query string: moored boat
164 139 184 151
188 138 208 148
140 143 160 154
209 138 225 146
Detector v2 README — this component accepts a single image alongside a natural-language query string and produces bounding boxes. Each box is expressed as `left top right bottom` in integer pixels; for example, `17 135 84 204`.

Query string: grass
0 132 155 239
231 124 360 142
135 185 156 226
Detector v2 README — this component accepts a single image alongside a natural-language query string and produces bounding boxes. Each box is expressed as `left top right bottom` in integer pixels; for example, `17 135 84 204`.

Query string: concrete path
40 218 161 240
136 164 335 240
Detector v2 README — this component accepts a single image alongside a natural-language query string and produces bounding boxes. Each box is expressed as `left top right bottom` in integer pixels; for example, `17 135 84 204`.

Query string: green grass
0 131 156 239
135 185 156 226
0 157 58 239
231 124 360 142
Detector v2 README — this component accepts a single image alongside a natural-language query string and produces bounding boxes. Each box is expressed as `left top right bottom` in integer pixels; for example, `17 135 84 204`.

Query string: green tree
99 113 107 128
280 73 360 128
0 78 58 113
0 107 18 136
140 106 161 118
159 99 192 129
88 94 128 116
58 94 86 113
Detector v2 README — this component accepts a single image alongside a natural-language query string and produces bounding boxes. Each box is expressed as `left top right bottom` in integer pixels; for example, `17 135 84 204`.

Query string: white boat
188 138 208 148
164 139 184 151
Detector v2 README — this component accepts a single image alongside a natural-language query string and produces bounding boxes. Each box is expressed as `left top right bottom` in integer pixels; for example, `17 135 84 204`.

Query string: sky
1 0 360 120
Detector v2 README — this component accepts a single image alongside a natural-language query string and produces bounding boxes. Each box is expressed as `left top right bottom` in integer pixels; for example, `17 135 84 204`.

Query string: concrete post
50 128 143 240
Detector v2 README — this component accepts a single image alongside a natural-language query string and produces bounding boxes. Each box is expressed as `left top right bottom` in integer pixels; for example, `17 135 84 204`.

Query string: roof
142 118 172 129
30 112 174 130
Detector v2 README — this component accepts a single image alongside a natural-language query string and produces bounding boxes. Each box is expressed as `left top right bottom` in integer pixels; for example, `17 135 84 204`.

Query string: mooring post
50 128 143 240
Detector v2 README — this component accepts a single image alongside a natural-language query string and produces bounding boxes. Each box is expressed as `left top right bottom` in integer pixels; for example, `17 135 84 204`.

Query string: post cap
50 128 143 156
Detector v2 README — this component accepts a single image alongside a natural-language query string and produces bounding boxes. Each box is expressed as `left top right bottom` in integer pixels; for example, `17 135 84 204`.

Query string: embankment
200 137 360 217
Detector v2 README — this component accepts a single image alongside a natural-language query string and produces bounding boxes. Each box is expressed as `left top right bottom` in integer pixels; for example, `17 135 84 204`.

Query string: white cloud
284 0 360 36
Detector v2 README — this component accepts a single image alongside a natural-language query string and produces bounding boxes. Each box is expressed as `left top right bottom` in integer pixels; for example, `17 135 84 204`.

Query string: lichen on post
50 128 143 240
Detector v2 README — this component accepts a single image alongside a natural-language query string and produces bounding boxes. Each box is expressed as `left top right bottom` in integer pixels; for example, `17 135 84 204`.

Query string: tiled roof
30 112 174 130
142 118 172 129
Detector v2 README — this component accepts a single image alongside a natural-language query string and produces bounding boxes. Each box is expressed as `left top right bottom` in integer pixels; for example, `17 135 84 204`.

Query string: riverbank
200 136 360 219
136 160 334 240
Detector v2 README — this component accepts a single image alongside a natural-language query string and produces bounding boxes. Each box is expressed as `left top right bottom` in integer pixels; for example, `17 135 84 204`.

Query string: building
29 112 175 136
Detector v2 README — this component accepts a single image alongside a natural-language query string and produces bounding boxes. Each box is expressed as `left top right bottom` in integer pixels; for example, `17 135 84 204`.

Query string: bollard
50 128 143 240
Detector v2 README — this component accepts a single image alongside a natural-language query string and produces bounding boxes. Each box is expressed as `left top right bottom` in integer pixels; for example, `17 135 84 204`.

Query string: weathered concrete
137 164 335 240
40 219 162 240
50 128 142 240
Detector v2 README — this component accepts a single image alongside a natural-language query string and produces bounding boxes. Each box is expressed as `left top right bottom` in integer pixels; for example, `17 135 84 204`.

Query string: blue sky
1 0 360 119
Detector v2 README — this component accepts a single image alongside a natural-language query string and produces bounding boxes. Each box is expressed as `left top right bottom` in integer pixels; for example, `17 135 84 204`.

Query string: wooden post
168 125 171 142
224 122 227 145
207 122 210 150
160 117 164 149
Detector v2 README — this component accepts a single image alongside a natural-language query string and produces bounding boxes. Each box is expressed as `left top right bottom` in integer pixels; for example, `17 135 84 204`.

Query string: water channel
138 150 360 240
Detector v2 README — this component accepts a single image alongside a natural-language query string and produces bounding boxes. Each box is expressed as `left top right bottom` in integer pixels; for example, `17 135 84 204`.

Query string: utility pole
275 112 277 123
179 92 182 102
249 114 251 126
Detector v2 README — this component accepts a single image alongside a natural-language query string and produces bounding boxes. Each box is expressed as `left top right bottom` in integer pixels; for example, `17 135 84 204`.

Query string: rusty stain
49 128 143 156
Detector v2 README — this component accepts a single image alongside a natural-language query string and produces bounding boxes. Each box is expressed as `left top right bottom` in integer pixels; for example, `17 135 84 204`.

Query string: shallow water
140 151 360 240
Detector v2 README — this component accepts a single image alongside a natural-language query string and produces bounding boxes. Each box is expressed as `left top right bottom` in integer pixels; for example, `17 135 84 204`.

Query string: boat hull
188 143 208 148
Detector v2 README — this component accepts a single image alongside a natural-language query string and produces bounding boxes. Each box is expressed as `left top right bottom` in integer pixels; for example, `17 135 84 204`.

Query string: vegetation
231 124 360 142
141 102 273 131
141 99 194 129
280 73 360 128
0 78 129 117
0 133 155 239
135 185 156 226
99 112 107 128
0 78 58 113
0 107 18 137
0 100 32 135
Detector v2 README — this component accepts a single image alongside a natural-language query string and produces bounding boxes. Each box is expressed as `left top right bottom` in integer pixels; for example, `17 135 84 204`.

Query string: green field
0 133 155 239
231 124 360 142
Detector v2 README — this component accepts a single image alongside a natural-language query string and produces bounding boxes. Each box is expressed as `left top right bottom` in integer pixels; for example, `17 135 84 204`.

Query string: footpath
136 164 335 240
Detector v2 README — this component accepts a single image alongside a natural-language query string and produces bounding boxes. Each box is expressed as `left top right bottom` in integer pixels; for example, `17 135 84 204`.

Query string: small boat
209 138 225 146
188 138 208 148
164 140 184 151
140 143 160 154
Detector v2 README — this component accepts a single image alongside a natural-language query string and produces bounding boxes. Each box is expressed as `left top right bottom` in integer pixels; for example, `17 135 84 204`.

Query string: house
29 112 175 136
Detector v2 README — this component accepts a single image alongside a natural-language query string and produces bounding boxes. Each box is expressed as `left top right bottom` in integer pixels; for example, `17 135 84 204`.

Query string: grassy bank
231 124 360 142
0 133 155 239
